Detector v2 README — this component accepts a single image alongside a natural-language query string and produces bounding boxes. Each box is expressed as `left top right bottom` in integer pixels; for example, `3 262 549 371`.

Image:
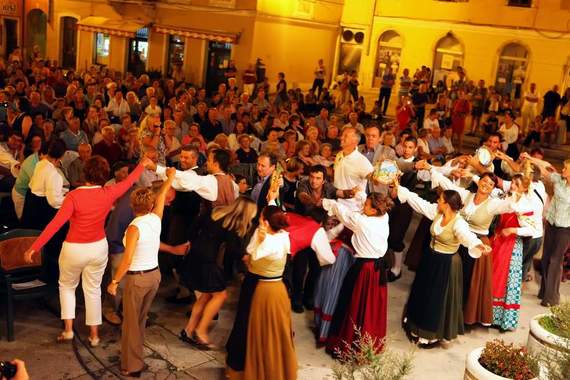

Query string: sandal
191 332 218 351
57 331 74 343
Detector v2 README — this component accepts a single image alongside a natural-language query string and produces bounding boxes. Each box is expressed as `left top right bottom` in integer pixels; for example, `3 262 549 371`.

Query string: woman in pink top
24 156 151 345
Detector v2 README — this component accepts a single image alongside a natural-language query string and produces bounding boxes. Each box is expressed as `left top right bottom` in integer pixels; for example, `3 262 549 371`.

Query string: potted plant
332 328 414 380
527 302 570 357
464 339 538 380
528 302 570 380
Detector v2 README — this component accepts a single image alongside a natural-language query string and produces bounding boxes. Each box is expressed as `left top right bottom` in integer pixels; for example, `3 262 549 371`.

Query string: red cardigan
31 163 145 252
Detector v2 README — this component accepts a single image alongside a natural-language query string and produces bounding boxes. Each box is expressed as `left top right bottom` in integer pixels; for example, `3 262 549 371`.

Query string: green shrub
539 302 570 339
332 327 414 380
478 339 538 380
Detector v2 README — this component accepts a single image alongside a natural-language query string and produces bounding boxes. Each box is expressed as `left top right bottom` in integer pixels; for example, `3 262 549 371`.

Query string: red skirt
326 259 387 355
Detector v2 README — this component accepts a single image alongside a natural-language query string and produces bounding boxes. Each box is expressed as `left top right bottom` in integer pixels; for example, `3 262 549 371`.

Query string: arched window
60 17 78 69
432 33 463 85
373 30 402 87
27 9 47 60
495 43 529 102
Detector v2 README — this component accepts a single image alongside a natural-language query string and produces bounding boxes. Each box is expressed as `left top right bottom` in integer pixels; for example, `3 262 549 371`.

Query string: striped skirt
492 238 523 331
314 245 355 343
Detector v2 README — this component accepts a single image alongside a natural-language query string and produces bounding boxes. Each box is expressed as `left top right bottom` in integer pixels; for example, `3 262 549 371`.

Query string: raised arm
156 165 217 201
106 162 145 201
322 197 364 231
152 167 176 219
396 185 438 220
310 227 336 266
429 166 469 201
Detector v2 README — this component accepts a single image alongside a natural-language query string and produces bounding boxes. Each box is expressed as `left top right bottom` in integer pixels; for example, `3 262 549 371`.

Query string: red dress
451 99 470 135
491 213 520 299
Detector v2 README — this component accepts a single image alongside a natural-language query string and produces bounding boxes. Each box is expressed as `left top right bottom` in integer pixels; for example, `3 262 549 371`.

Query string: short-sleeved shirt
546 173 570 228
124 212 161 271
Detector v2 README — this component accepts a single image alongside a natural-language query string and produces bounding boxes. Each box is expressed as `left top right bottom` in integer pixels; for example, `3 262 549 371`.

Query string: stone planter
527 313 570 357
464 347 538 380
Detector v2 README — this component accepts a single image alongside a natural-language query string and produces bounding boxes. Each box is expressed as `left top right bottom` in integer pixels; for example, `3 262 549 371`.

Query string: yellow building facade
1 0 569 98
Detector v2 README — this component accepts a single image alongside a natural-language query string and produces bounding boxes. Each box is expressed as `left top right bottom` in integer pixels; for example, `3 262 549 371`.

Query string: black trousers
521 236 542 279
291 248 321 305
312 78 325 99
378 87 392 115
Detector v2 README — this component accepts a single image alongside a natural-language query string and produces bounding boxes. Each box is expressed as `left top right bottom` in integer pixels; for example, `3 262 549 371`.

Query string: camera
0 361 17 379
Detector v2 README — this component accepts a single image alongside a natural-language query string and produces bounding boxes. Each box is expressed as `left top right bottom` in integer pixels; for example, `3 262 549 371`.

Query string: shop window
93 32 110 66
432 33 464 86
508 0 532 7
167 35 185 77
373 30 402 87
495 43 529 102
127 27 148 76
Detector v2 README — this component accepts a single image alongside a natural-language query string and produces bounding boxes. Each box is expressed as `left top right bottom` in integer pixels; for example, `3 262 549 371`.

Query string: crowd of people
1 54 569 379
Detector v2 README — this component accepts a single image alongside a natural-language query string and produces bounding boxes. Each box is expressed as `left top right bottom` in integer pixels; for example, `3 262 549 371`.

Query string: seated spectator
144 96 162 118
182 122 207 152
296 140 317 167
482 111 500 135
235 134 258 164
60 116 88 151
164 120 182 164
542 116 557 147
313 143 334 168
523 115 543 148
442 127 455 156
416 128 431 160
105 91 131 120
67 143 92 188
105 161 130 186
423 109 440 131
427 126 447 158
0 131 24 191
323 122 341 152
93 126 122 167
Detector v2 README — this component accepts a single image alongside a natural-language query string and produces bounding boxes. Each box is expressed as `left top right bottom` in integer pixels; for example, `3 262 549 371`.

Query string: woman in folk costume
421 162 530 326
226 191 296 380
396 185 491 345
313 220 356 345
322 192 393 356
490 173 533 331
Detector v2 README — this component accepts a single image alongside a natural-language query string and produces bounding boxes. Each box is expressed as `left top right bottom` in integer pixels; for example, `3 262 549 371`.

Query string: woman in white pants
25 156 150 345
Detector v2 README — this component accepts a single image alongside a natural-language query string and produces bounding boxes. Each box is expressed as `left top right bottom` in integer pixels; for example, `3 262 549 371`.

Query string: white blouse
397 186 484 257
499 123 519 145
29 159 68 209
247 229 290 261
322 197 388 259
125 213 161 271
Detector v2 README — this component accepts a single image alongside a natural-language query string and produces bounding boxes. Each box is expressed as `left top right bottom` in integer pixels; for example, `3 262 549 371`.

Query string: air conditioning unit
341 28 365 45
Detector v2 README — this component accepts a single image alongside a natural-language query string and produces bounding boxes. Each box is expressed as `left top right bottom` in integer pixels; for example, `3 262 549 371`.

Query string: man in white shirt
423 109 440 132
28 140 68 209
0 132 23 191
343 112 364 135
521 83 539 135
334 126 373 211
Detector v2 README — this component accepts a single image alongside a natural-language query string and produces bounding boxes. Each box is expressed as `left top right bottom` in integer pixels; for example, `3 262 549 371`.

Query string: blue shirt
105 186 136 254
59 129 88 151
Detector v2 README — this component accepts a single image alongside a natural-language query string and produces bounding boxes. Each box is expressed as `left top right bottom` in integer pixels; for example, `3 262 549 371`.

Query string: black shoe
179 329 195 346
185 310 219 320
303 300 314 311
166 295 195 305
292 302 304 313
387 271 402 283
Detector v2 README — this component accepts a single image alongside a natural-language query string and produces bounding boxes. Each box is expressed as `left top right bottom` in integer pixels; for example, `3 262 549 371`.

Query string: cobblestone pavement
2 214 568 380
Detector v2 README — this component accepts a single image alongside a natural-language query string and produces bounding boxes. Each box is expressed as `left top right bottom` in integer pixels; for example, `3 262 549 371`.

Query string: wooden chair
0 229 51 341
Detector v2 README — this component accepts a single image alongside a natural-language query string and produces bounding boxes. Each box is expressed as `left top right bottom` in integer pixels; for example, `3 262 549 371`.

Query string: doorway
432 33 463 86
60 17 78 69
127 28 148 76
4 19 18 59
205 41 232 96
26 9 47 59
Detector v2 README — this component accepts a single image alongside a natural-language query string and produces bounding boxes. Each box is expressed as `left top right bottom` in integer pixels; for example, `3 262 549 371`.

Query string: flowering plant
478 339 538 380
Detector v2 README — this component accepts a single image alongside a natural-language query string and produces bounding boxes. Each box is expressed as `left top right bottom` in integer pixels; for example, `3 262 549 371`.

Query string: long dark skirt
404 216 432 271
405 247 464 341
326 258 388 355
226 272 282 371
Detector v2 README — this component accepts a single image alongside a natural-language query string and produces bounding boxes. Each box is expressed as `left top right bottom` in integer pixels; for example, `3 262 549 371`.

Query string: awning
153 24 238 44
77 17 146 38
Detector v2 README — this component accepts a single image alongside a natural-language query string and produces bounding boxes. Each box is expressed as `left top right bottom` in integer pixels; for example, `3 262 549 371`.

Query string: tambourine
475 147 492 166
373 159 401 184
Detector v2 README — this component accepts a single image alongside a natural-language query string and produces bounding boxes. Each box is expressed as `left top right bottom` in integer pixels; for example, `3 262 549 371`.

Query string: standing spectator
412 83 428 129
398 68 412 100
275 72 288 107
378 67 395 116
224 60 238 82
561 87 570 144
521 83 540 136
468 80 487 135
242 64 256 97
348 71 359 102
312 59 326 99
498 111 520 160
255 57 266 86
451 89 470 152
542 84 561 118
